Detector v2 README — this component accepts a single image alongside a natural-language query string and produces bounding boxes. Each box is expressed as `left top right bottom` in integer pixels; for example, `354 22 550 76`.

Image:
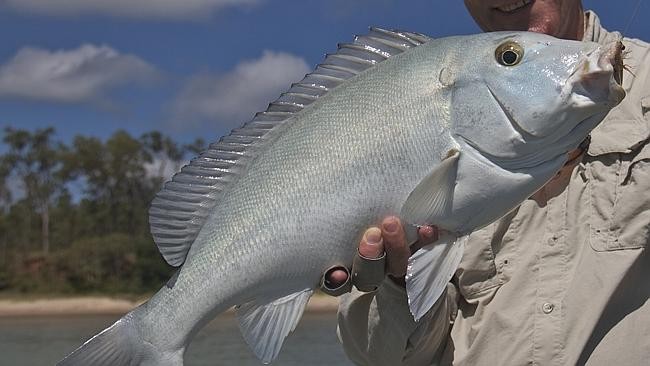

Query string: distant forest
0 127 206 295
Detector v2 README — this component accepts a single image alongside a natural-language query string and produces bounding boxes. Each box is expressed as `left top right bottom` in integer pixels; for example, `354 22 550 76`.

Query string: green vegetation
0 127 205 295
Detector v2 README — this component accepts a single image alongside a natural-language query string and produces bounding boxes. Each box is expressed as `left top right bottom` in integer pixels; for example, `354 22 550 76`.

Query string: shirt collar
582 10 623 44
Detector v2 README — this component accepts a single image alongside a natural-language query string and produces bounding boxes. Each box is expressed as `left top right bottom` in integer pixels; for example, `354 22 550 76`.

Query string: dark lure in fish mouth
575 40 627 106
611 41 625 86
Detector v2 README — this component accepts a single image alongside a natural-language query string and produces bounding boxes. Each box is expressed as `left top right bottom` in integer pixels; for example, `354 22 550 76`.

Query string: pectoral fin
236 289 313 364
405 234 467 321
400 150 459 225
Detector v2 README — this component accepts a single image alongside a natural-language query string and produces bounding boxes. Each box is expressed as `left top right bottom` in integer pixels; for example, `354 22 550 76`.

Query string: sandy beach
0 294 339 317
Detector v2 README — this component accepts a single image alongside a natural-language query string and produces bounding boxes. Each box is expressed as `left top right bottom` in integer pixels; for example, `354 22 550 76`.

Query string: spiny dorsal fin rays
149 28 432 267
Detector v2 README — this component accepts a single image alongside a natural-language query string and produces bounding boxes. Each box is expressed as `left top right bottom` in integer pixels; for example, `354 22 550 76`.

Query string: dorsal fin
149 28 431 267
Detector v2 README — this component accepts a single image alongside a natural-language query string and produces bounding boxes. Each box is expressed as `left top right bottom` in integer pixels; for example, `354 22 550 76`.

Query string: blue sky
0 0 648 148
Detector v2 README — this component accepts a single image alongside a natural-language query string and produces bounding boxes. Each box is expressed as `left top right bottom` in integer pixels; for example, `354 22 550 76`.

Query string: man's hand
320 216 438 295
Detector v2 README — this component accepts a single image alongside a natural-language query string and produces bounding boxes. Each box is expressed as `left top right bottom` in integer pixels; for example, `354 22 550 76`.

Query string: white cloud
144 157 184 182
170 50 311 130
0 44 159 104
2 0 260 20
0 174 23 206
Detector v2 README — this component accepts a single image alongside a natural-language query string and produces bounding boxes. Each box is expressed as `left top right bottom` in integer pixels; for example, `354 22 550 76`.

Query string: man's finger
325 268 349 288
359 227 384 258
417 225 438 242
320 265 352 296
381 216 410 277
351 226 386 292
411 225 439 252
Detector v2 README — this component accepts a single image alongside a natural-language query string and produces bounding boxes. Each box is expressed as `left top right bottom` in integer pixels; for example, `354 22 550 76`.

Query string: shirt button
542 302 555 314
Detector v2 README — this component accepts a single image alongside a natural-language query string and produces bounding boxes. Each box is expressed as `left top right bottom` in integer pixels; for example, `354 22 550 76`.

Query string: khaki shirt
337 11 650 366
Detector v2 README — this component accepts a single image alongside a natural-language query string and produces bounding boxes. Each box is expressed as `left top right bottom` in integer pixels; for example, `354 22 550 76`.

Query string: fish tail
56 309 184 366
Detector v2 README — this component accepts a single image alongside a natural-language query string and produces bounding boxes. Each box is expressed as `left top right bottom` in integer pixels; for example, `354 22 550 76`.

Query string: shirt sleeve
337 278 457 366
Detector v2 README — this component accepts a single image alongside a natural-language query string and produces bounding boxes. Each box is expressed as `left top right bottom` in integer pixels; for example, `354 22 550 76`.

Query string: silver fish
58 29 624 365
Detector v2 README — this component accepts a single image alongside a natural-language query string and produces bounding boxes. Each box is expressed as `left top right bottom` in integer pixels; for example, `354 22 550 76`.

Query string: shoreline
0 294 339 317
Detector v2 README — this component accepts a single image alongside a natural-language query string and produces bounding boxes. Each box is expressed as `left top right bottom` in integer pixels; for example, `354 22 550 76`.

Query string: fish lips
574 40 626 107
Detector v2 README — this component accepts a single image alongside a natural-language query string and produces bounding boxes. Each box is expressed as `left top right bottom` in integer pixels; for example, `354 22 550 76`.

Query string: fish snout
577 40 626 106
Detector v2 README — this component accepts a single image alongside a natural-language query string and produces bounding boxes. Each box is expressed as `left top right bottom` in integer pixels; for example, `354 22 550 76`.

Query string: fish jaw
569 40 626 110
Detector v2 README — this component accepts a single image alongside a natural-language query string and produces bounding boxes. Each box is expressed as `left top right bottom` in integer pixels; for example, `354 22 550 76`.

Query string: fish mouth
494 0 533 13
574 40 626 106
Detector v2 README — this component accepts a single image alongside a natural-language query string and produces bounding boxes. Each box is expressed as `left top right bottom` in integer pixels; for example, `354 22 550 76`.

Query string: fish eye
495 42 524 66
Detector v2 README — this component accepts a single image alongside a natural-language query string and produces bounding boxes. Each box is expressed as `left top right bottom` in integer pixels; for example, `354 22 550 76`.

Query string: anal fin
405 234 467 321
236 289 314 364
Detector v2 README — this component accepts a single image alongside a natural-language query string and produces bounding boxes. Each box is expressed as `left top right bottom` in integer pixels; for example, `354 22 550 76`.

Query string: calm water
0 312 354 366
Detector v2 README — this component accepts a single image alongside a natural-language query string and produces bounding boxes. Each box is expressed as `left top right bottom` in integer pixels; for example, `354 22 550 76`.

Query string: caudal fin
57 311 183 366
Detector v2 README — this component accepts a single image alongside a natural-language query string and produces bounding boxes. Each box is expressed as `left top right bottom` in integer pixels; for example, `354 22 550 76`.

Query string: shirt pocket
588 141 650 251
455 213 515 301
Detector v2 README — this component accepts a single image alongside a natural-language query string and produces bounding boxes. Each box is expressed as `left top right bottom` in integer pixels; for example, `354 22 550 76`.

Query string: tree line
0 127 205 295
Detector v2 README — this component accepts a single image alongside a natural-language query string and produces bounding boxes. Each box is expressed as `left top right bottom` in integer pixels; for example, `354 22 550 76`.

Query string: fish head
449 31 625 170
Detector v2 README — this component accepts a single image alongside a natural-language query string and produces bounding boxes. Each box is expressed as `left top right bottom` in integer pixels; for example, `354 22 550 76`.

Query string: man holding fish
334 0 650 365
57 0 644 364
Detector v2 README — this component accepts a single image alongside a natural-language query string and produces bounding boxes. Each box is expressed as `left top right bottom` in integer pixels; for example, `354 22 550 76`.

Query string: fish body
59 29 624 365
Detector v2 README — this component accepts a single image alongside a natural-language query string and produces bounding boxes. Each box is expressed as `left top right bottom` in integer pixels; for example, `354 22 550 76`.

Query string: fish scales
145 39 456 340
